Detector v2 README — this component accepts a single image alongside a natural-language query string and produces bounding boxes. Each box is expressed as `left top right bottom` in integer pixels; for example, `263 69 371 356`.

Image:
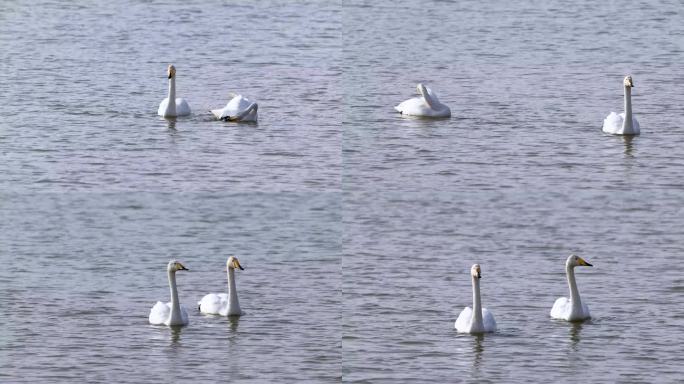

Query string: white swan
602 75 640 135
210 94 258 122
158 65 191 117
455 264 497 333
395 83 451 118
550 254 593 321
149 260 190 326
198 256 244 316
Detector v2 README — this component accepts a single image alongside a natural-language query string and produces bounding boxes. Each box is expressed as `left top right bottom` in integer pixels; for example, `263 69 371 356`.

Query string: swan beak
578 258 592 267
167 73 172 79
177 263 189 271
477 271 481 279
233 259 244 271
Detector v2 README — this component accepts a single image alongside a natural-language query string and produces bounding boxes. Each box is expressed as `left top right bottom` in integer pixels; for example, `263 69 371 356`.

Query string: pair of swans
148 256 244 326
396 76 640 136
455 254 593 334
157 64 258 122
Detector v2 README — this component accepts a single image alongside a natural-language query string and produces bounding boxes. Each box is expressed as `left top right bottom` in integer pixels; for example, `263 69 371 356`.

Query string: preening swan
211 94 258 122
455 264 497 333
149 260 190 326
550 254 593 322
198 256 244 316
395 83 451 118
602 75 640 135
158 65 191 117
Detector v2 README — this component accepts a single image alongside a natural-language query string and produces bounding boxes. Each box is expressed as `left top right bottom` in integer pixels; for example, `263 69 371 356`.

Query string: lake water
2 0 684 383
0 1 340 383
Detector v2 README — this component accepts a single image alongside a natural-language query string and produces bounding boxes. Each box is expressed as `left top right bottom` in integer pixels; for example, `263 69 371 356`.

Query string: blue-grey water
341 0 684 383
0 1 340 383
2 0 684 383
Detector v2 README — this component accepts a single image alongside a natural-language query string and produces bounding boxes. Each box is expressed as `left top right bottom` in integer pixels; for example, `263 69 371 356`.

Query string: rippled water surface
1 1 340 382
2 0 684 383
341 0 684 383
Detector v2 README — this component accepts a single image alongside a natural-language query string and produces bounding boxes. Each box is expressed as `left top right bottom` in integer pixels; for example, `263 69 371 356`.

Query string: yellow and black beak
167 73 173 79
578 258 592 267
177 262 189 271
233 259 244 271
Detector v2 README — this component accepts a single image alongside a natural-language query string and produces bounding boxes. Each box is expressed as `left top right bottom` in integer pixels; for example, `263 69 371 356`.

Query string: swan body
211 94 258 122
158 65 191 117
199 256 244 316
602 76 639 135
149 260 190 326
455 264 497 333
395 83 451 118
550 254 593 321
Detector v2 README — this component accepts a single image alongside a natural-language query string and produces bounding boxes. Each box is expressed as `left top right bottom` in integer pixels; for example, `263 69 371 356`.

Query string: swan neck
227 268 240 310
566 265 582 311
164 77 177 116
168 270 182 320
471 276 484 329
623 85 633 131
168 77 176 100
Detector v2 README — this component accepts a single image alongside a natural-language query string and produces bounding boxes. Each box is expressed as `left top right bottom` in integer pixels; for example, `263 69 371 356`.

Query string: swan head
227 256 244 271
623 75 634 88
167 260 188 272
167 65 176 79
566 254 592 268
416 83 428 95
470 264 482 279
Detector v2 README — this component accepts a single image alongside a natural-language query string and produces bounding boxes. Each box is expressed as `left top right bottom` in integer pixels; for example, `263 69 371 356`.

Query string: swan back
211 94 258 122
550 297 591 321
395 83 451 118
149 301 170 325
455 306 473 332
602 113 640 135
455 306 497 333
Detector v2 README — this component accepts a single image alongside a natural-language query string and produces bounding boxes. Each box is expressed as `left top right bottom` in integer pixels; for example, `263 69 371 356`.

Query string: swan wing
395 97 431 116
179 304 190 325
482 308 497 332
455 306 472 332
149 301 171 325
602 112 624 134
157 98 170 116
581 302 591 319
225 102 258 122
198 293 223 315
418 84 441 109
211 108 225 119
632 116 640 134
418 84 451 117
212 95 258 121
550 297 570 320
175 98 191 116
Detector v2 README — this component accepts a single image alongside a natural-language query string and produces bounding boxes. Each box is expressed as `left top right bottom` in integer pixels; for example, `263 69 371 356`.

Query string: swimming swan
602 75 640 135
395 83 451 118
455 264 497 333
550 254 593 321
198 256 244 316
211 94 258 122
158 65 191 117
149 260 190 326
